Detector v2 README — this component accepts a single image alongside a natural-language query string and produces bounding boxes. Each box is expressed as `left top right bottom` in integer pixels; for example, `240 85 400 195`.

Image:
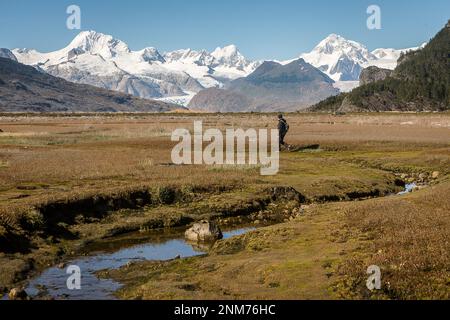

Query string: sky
0 0 449 60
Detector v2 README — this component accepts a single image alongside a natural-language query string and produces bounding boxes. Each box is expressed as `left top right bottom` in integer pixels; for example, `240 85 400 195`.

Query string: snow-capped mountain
163 49 222 88
0 48 17 61
12 31 260 105
163 45 260 88
301 34 376 81
299 34 423 82
210 45 260 77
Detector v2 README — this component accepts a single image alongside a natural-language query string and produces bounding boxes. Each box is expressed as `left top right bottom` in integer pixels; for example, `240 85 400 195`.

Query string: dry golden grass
106 181 450 300
0 112 449 298
0 112 449 220
332 181 450 299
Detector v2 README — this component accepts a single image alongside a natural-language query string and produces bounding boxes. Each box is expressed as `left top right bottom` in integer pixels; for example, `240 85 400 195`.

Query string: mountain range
11 31 260 107
7 30 423 111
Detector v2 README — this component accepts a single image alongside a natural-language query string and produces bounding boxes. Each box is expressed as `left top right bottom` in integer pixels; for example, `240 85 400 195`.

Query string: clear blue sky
0 0 448 60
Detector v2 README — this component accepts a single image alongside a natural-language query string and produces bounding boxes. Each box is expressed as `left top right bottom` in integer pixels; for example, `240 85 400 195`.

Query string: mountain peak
314 34 367 55
211 45 252 71
67 30 130 57
140 47 165 63
301 33 376 81
211 45 239 58
324 33 344 41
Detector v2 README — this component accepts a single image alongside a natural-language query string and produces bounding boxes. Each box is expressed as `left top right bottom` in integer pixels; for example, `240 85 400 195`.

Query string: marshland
0 112 449 300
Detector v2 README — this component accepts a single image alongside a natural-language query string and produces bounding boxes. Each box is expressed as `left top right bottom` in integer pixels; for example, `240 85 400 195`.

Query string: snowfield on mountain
12 31 259 106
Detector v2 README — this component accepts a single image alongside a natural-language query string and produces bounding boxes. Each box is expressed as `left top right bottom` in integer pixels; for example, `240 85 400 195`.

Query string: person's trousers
279 131 287 146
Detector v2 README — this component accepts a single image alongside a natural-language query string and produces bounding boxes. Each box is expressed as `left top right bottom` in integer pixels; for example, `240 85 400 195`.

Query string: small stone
57 263 65 269
432 171 439 179
253 220 260 225
8 288 28 300
406 177 415 183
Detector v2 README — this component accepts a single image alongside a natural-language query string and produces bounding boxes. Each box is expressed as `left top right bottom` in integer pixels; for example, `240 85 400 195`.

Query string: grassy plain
0 112 449 299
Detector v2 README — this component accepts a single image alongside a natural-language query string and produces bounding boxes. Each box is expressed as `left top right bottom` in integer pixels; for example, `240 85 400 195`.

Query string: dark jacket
278 118 288 133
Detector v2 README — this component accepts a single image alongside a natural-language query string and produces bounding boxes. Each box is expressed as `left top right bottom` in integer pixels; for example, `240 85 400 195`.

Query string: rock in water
185 220 223 242
8 288 28 300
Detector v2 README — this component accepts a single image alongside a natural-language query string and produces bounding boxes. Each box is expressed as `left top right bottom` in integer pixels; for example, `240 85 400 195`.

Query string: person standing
277 114 289 148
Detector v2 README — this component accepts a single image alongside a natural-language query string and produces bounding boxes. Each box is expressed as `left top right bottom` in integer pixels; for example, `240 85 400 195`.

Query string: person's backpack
284 119 289 132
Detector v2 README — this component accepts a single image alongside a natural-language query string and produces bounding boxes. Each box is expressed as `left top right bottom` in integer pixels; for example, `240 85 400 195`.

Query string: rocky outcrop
359 66 392 86
266 186 305 203
0 48 17 62
185 220 223 242
337 96 361 112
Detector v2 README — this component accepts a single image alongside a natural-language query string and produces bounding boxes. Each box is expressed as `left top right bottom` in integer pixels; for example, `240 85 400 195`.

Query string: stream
23 225 255 300
4 181 419 300
397 182 417 195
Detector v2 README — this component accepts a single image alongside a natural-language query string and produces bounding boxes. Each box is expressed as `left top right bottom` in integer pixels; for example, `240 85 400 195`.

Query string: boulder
185 220 223 242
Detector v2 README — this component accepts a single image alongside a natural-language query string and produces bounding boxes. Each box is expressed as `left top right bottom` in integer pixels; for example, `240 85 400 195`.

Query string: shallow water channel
6 181 418 300
25 225 255 300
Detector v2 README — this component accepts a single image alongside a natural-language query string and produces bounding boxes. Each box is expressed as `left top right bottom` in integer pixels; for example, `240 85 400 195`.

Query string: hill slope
0 58 179 112
310 22 450 112
189 59 339 112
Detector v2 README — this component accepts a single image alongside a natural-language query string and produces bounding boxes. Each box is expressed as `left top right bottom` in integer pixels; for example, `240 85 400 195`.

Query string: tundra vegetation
0 112 449 299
